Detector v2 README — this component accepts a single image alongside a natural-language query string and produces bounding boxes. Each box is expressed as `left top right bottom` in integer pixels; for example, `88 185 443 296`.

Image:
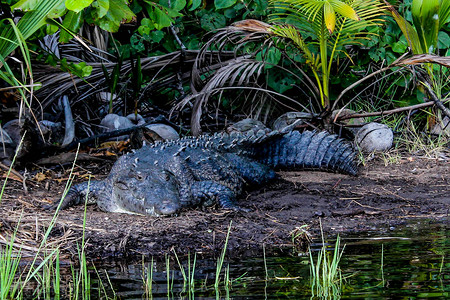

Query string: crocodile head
112 167 182 216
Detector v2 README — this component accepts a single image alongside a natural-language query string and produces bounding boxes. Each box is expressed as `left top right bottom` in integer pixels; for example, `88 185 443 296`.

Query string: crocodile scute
54 128 358 216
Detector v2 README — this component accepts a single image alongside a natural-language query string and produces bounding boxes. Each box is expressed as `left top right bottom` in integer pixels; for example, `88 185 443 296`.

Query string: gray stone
227 118 269 133
272 112 312 131
430 116 450 136
355 122 394 152
145 124 179 141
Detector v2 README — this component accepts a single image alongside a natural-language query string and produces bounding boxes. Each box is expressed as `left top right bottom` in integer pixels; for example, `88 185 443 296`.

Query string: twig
335 101 435 121
60 115 177 151
420 81 450 119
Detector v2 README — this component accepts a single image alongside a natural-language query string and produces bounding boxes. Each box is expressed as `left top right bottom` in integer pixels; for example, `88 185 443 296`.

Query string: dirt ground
0 154 448 262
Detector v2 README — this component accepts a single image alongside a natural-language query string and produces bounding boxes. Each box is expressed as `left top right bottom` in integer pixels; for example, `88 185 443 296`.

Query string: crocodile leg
50 181 106 210
190 181 242 210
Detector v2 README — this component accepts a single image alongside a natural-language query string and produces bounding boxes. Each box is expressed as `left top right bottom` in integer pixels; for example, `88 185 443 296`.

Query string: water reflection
100 221 449 299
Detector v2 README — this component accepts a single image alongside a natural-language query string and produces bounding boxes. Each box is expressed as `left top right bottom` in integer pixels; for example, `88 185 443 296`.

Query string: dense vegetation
0 0 449 138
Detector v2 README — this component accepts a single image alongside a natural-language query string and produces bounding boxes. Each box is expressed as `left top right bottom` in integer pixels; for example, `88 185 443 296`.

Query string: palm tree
269 0 386 109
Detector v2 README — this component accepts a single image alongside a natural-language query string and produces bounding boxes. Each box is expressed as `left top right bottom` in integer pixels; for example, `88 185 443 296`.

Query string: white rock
126 113 146 126
227 118 268 133
100 114 134 132
355 122 393 152
430 116 450 136
272 112 312 131
146 124 179 140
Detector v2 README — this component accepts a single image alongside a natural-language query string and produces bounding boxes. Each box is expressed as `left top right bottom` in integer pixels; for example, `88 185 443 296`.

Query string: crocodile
54 127 357 216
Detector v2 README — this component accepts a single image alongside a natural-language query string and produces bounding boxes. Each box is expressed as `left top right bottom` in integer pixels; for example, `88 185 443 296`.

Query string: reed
309 222 345 299
215 221 232 290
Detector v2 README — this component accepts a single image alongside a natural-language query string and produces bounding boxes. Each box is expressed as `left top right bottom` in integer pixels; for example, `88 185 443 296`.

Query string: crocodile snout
155 199 180 216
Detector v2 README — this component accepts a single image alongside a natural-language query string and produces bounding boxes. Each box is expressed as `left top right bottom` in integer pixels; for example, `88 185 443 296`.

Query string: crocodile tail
254 130 358 175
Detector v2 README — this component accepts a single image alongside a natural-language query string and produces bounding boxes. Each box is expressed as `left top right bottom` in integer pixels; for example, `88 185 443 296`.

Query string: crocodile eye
116 181 128 190
135 172 144 181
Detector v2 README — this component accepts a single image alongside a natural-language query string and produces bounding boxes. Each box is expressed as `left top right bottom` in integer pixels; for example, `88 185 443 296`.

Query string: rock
272 112 312 131
100 114 134 132
227 118 269 133
355 122 394 152
126 113 146 126
430 116 450 136
100 113 147 141
145 124 179 141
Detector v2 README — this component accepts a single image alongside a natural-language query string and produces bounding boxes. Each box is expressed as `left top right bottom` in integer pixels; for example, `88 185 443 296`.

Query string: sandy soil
0 155 448 262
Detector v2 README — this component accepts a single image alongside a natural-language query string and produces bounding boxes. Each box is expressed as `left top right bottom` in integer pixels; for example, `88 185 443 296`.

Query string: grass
0 142 115 299
215 220 232 290
309 223 345 299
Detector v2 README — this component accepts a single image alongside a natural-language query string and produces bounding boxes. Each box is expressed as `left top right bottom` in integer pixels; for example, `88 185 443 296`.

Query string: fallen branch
335 101 436 121
60 115 177 151
420 81 450 119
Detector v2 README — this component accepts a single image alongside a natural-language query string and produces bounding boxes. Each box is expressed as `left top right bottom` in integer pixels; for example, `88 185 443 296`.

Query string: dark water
99 220 449 299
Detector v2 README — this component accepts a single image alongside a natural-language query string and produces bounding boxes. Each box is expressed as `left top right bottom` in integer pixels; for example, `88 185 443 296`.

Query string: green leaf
65 0 94 13
224 8 237 19
160 0 186 11
11 0 40 11
95 0 135 32
256 47 281 69
267 70 295 93
438 30 450 48
392 41 407 53
200 12 226 31
143 1 182 30
92 0 110 19
412 0 439 53
324 1 336 34
214 0 236 10
1 0 66 59
130 34 145 51
148 6 173 30
149 30 165 43
439 0 450 29
329 0 359 21
189 0 201 11
48 1 67 18
60 10 84 42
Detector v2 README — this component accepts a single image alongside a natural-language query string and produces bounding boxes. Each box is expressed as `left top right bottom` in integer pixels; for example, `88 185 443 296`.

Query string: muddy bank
0 157 448 261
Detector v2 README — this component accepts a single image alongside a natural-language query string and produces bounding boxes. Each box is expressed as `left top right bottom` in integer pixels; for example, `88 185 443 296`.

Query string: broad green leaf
439 0 450 28
200 12 226 31
92 0 110 18
46 23 59 35
412 0 439 53
65 0 94 13
149 30 165 43
392 41 407 53
438 30 450 48
224 8 237 19
1 0 66 58
387 6 423 53
215 0 236 10
189 0 202 11
148 6 173 29
329 0 359 21
48 1 67 18
11 0 40 11
130 34 145 51
256 47 281 69
95 0 135 32
60 10 84 42
267 70 295 93
138 25 150 35
160 0 186 11
324 1 335 34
